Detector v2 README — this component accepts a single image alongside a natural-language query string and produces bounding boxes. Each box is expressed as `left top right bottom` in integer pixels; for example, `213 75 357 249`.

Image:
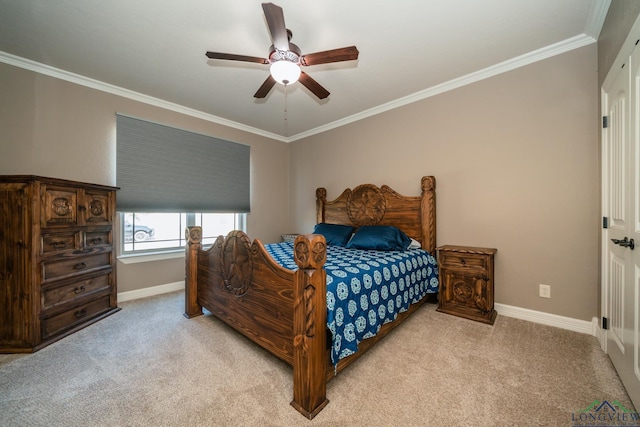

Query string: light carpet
0 291 633 426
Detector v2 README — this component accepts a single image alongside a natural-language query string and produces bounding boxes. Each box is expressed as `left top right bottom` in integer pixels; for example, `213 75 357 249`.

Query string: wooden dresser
0 176 120 353
436 245 497 325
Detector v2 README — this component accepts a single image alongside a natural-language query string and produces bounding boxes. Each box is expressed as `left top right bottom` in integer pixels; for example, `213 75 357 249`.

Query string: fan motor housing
268 43 301 64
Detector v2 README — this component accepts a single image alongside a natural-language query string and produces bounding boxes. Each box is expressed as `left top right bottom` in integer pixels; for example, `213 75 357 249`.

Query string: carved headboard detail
316 176 436 253
346 184 386 225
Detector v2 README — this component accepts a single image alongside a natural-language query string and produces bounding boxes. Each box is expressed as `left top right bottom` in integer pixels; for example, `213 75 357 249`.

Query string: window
121 212 246 254
116 115 251 256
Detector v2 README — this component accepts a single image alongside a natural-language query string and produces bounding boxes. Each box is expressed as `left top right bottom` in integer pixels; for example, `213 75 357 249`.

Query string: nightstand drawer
439 252 487 270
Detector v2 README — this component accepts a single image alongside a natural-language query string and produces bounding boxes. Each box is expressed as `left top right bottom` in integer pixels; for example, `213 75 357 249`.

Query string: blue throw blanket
265 242 439 365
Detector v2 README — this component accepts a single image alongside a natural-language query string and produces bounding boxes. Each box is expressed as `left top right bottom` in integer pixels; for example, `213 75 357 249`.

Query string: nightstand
436 245 497 325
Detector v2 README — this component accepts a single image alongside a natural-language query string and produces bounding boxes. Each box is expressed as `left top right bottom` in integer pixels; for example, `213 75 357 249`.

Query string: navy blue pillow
313 223 355 246
346 226 411 251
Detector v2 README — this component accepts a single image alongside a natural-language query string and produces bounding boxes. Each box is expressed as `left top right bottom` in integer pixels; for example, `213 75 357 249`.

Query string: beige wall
0 41 603 321
0 62 290 293
290 44 599 321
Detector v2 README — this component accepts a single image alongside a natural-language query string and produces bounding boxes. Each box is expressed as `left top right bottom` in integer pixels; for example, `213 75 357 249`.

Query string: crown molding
1 31 597 144
584 0 611 39
288 33 597 142
0 51 289 143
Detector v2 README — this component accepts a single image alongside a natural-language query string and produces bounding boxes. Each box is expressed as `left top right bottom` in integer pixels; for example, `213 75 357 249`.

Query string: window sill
117 250 185 264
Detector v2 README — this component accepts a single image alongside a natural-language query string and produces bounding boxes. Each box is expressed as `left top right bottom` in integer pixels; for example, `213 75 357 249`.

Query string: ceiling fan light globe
270 60 301 85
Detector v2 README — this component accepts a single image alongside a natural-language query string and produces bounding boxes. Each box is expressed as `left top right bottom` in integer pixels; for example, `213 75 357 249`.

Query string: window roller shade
116 114 250 213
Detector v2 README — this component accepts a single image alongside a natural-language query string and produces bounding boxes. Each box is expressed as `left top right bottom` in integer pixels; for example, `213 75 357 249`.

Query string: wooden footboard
184 228 329 418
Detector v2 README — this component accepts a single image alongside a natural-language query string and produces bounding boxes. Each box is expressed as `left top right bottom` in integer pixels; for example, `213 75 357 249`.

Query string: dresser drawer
41 231 80 254
85 230 111 248
42 274 111 311
42 253 111 282
42 295 112 339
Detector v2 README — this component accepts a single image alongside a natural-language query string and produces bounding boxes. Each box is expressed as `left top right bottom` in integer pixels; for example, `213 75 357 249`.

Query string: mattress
265 242 439 365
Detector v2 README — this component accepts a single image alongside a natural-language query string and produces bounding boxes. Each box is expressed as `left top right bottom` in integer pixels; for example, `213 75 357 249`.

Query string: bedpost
316 188 327 224
290 233 329 419
184 226 203 319
421 176 436 254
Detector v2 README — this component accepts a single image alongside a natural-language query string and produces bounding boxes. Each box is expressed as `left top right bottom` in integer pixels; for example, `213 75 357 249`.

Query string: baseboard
594 320 607 350
495 303 597 336
117 283 598 337
117 281 184 303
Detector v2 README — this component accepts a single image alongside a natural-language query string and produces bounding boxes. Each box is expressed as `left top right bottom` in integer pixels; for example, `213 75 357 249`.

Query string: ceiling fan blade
298 72 330 99
206 52 269 64
262 3 289 51
300 46 359 66
254 75 277 98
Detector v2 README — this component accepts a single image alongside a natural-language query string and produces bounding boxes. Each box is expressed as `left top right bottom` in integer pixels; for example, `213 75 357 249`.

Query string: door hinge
603 216 608 229
602 317 608 330
603 116 609 128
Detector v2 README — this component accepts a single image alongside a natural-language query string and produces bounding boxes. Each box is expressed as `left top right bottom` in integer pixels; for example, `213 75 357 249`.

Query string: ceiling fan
205 2 359 100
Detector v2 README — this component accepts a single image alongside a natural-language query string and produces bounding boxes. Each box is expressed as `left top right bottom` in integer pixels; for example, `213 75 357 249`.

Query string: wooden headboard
315 176 436 253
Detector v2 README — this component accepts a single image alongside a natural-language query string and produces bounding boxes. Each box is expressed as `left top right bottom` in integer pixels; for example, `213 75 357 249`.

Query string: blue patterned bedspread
265 242 439 365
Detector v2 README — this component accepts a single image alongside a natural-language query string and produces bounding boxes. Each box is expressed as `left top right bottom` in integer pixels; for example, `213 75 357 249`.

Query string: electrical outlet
539 284 551 298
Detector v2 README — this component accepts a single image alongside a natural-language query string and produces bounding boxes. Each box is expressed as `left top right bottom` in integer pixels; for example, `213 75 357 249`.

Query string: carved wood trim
294 234 327 269
52 197 72 216
218 231 253 296
346 184 386 226
421 176 436 254
292 233 328 419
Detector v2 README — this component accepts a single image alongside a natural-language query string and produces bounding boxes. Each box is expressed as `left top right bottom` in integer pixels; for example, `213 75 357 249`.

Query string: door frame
600 15 640 352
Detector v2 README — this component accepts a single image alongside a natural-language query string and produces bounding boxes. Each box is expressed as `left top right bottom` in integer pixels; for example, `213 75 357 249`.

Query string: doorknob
611 237 635 250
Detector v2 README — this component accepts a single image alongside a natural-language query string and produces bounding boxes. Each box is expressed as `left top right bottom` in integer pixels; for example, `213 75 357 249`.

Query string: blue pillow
346 226 411 251
313 223 355 246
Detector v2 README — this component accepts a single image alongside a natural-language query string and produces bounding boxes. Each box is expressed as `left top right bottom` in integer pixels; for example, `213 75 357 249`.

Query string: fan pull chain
284 83 289 135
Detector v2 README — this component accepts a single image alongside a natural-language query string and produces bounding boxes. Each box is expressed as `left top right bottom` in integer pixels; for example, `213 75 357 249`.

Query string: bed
184 176 437 419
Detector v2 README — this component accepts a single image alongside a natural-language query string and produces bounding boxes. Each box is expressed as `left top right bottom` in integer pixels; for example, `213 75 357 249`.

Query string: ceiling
0 0 610 142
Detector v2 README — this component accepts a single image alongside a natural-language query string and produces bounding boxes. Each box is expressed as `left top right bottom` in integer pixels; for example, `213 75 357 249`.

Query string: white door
603 40 640 408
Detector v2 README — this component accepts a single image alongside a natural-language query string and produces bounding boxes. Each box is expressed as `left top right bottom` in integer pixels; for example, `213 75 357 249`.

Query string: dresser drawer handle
74 262 87 270
74 308 87 318
460 258 466 264
89 237 103 245
52 241 67 249
74 285 86 294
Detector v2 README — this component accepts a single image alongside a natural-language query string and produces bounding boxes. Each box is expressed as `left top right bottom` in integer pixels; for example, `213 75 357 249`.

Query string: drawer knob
89 237 103 245
460 258 466 264
52 241 67 249
74 285 86 294
74 308 87 318
74 262 87 270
